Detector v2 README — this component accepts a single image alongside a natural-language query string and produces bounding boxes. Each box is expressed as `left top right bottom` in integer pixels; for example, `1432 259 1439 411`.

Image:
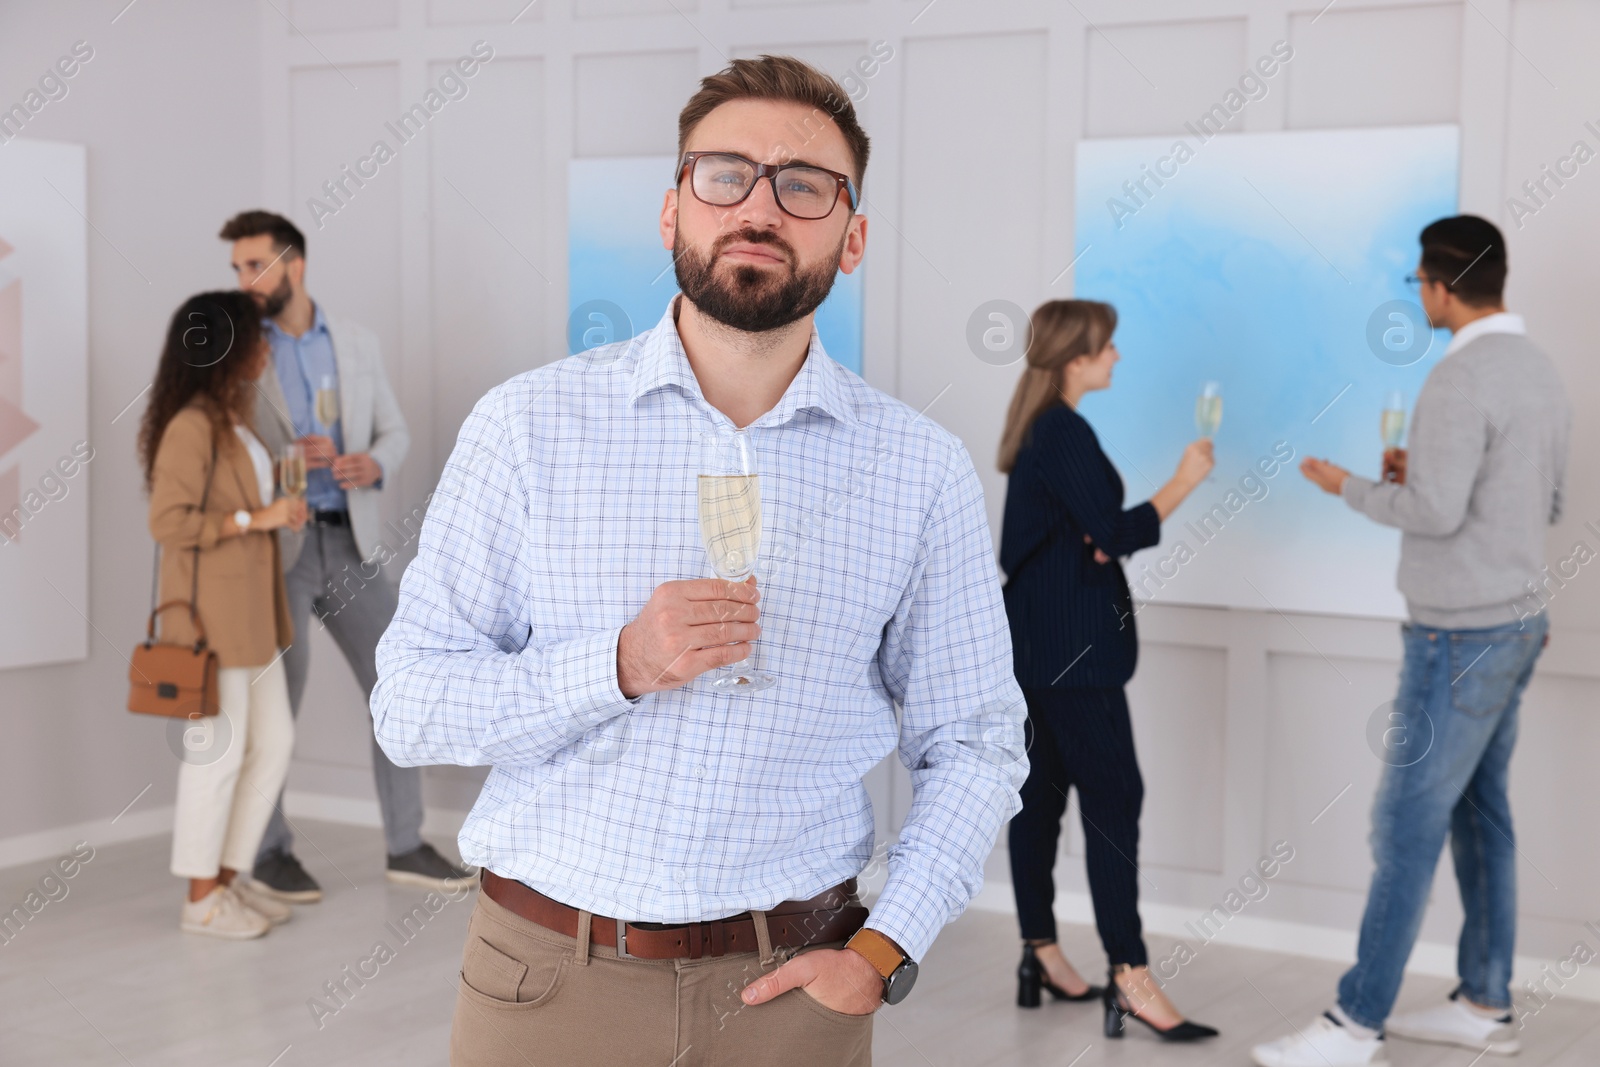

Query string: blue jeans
1337 614 1547 1030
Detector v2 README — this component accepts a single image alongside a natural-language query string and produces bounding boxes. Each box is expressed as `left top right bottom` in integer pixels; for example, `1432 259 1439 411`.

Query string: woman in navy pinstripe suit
997 300 1218 1042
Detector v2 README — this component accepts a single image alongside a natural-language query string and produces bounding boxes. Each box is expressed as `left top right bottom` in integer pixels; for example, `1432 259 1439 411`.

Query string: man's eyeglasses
677 152 859 221
1405 272 1450 290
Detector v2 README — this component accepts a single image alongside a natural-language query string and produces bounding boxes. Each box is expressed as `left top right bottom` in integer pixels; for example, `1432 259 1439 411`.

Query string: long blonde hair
996 299 1118 473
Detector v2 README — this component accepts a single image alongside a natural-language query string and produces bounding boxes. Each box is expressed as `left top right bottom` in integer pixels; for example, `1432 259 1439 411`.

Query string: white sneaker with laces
1386 995 1521 1055
1252 1013 1388 1067
180 885 270 940
228 880 293 925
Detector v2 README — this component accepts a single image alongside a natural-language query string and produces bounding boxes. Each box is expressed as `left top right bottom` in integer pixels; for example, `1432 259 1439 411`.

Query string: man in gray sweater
1254 216 1571 1067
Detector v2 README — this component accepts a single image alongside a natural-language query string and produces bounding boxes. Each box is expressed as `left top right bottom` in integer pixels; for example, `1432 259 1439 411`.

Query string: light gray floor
2 820 1597 1066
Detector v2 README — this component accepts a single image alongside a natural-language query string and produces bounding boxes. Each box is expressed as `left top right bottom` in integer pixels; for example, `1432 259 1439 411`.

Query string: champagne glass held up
315 373 340 431
280 441 307 499
1194 381 1223 439
1194 380 1222 481
697 427 777 692
1381 390 1406 482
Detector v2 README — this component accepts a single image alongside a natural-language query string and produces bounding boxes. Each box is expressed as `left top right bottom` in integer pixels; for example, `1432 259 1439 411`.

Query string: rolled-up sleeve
370 390 638 769
871 444 1028 961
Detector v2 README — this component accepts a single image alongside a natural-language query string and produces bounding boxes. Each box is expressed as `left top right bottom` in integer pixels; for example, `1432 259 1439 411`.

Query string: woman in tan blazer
138 290 307 940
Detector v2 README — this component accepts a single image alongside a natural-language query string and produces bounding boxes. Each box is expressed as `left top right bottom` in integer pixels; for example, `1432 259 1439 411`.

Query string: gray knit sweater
1342 330 1570 628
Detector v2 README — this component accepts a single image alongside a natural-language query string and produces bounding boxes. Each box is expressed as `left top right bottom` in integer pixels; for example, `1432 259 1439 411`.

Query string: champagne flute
1195 381 1223 439
1381 390 1405 448
315 374 340 431
1195 380 1222 481
1381 390 1406 482
697 427 776 691
281 441 307 499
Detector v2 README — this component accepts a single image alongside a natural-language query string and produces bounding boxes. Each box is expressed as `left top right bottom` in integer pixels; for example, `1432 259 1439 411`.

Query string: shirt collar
263 301 330 341
627 295 857 428
1443 311 1524 357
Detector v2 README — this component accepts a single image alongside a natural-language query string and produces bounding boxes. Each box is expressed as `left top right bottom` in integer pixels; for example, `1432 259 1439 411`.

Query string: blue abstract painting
568 156 863 374
1073 125 1459 619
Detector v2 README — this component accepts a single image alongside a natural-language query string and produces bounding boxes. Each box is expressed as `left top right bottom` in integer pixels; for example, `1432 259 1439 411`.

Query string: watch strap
845 927 905 980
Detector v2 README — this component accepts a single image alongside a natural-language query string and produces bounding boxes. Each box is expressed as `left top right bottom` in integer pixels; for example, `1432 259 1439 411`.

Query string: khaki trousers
450 884 873 1066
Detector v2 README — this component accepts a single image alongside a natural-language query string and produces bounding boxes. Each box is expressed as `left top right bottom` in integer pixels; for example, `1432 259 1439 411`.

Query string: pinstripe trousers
1007 685 1148 967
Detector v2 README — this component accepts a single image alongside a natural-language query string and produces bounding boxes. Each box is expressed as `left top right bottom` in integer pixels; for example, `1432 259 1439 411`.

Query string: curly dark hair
138 290 265 489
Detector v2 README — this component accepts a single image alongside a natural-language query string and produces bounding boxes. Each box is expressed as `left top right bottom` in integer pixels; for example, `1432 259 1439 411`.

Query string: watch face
883 959 918 1005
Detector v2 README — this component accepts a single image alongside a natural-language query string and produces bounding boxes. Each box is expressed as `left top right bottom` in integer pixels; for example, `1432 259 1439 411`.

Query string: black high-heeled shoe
1016 944 1104 1008
1102 966 1219 1041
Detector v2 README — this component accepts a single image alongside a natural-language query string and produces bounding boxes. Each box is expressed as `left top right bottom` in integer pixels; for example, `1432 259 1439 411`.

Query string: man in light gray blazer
221 211 473 902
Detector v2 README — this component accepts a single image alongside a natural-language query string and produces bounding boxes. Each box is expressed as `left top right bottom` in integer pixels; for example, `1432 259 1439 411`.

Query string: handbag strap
149 431 220 647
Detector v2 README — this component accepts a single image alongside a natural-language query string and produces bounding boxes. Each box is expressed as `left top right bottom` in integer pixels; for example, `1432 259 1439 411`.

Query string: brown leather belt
480 870 868 961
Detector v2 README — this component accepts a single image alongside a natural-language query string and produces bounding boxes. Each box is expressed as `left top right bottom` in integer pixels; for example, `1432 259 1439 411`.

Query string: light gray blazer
252 309 410 573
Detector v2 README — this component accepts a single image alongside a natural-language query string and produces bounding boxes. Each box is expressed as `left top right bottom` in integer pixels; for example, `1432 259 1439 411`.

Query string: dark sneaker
386 843 478 891
251 848 324 903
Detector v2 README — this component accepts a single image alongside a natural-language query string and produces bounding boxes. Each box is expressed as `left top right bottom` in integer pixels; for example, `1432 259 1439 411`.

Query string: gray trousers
256 521 424 861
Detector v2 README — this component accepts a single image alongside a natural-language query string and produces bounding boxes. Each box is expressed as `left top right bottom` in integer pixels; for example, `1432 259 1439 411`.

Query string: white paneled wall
242 0 1600 991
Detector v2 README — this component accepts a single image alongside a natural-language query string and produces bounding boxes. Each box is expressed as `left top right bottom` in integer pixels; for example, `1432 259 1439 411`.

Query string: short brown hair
219 210 306 259
677 55 871 197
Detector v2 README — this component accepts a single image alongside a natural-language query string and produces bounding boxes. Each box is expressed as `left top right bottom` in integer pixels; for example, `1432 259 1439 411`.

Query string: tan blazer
147 404 293 667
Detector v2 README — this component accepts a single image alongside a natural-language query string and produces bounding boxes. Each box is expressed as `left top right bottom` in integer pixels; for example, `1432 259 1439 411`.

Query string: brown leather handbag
128 439 220 719
128 600 220 718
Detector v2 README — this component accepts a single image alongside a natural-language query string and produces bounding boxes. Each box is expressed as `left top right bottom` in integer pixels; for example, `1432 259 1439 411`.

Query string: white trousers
170 658 295 879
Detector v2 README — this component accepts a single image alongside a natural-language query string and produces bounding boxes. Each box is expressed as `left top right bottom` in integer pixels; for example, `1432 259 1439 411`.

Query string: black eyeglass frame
676 151 860 220
1406 270 1453 291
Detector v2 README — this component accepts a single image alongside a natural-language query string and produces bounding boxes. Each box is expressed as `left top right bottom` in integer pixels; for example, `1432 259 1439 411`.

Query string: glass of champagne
1381 390 1405 482
1194 380 1222 481
315 374 340 431
697 427 776 691
1195 380 1223 439
281 441 308 499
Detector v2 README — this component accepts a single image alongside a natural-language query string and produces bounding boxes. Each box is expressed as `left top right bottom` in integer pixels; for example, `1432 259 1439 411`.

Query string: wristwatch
845 927 919 1005
234 508 252 532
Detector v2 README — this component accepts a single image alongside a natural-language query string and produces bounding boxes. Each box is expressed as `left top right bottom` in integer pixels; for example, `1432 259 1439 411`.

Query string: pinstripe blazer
999 404 1160 689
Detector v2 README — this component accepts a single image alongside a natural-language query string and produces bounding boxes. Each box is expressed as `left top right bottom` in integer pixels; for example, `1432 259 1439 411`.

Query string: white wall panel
1504 0 1600 632
1125 642 1228 874
898 31 1047 530
427 57 547 463
1084 18 1249 139
429 0 543 24
574 50 699 157
1287 3 1463 129
1264 650 1397 894
576 0 696 19
288 0 399 32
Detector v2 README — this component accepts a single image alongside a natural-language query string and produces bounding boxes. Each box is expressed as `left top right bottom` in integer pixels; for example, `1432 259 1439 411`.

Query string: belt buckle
615 918 635 959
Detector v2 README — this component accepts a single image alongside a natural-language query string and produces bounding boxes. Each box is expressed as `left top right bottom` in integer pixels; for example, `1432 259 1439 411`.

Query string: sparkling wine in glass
1194 381 1223 439
281 442 307 499
1381 390 1405 449
1381 390 1406 483
315 374 340 430
697 428 776 691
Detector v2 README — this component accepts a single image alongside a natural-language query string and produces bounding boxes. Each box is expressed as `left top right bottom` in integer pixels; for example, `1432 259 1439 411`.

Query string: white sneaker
1252 1013 1388 1066
180 885 271 940
228 880 293 925
1386 995 1521 1055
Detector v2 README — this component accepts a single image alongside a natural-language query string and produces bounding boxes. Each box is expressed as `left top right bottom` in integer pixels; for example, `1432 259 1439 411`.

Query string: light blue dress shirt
371 296 1028 961
267 303 346 511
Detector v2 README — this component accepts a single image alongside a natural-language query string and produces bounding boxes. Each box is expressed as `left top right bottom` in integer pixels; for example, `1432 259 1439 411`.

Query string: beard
252 275 292 319
673 228 843 334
